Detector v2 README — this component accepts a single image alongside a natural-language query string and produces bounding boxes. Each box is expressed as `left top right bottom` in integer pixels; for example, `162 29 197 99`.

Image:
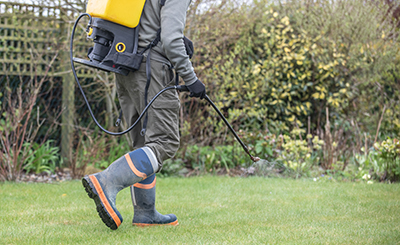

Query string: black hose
70 13 179 136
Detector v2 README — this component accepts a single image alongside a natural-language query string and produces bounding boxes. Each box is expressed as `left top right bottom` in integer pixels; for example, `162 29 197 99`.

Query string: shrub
0 64 58 181
184 0 399 151
23 140 59 174
277 129 324 178
371 138 400 182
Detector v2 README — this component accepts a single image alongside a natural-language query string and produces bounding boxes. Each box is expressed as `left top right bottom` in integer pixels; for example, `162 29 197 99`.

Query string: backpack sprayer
69 0 260 163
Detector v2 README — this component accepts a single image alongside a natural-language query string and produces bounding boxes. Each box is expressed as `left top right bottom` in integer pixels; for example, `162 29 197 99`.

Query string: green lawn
1 176 399 244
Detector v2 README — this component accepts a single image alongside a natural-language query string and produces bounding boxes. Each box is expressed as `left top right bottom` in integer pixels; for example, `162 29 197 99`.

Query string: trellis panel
0 1 94 78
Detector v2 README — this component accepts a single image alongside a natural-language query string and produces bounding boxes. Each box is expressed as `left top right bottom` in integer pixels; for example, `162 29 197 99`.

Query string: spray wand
176 85 260 163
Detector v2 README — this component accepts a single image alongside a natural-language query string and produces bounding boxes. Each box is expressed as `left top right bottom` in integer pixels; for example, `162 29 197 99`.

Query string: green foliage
184 0 276 144
238 130 281 162
184 0 399 153
207 7 368 134
322 138 400 183
178 0 400 181
172 129 324 178
347 151 376 183
371 138 400 181
180 144 251 173
171 132 400 183
255 13 350 125
159 158 186 177
278 0 400 135
23 140 59 174
0 75 57 181
277 129 324 178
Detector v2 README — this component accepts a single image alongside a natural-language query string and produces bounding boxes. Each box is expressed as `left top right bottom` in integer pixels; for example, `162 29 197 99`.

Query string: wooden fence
0 1 93 77
0 1 94 166
0 2 61 76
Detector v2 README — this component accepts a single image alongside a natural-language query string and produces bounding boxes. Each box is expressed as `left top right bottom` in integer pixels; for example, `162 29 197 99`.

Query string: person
82 0 206 230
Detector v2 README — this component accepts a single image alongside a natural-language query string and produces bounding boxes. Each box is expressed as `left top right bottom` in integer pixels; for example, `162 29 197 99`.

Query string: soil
17 168 73 183
14 165 262 183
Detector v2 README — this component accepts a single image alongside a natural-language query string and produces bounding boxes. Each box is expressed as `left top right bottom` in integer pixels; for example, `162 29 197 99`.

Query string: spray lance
177 86 261 163
70 13 260 163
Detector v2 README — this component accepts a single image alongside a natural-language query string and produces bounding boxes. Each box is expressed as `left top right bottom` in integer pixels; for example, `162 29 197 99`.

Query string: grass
0 176 399 244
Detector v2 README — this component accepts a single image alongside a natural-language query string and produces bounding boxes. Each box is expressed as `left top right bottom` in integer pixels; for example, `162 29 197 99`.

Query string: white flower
362 174 371 180
367 180 373 184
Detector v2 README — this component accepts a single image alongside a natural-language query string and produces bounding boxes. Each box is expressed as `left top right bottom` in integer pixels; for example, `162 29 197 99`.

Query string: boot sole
132 220 179 227
82 176 122 230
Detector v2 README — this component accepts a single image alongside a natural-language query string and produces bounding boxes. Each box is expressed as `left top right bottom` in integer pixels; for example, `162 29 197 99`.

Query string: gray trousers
115 58 180 169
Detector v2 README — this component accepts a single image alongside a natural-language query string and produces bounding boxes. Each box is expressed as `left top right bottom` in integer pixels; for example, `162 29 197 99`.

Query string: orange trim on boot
133 219 179 227
89 175 122 227
124 154 147 179
133 177 156 189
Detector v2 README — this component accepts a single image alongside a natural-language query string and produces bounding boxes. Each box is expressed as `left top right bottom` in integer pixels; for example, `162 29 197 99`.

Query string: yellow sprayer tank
87 0 146 28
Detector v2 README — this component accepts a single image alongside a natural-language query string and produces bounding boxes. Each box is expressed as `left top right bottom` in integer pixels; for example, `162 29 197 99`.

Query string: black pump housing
73 17 143 76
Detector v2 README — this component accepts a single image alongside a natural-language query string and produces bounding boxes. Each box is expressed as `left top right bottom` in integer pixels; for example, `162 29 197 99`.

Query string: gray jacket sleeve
160 0 197 86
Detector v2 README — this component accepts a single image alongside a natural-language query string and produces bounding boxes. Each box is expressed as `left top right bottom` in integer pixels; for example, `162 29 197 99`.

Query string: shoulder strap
141 0 167 136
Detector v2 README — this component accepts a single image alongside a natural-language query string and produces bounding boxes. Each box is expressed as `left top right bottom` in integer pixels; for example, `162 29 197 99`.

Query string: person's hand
187 79 206 99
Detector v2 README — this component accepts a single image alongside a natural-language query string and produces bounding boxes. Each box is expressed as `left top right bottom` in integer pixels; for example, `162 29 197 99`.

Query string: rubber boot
131 174 178 226
82 147 159 230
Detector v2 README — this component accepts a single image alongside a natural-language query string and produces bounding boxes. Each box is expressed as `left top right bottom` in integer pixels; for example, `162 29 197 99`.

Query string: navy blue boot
131 175 178 226
82 147 159 230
